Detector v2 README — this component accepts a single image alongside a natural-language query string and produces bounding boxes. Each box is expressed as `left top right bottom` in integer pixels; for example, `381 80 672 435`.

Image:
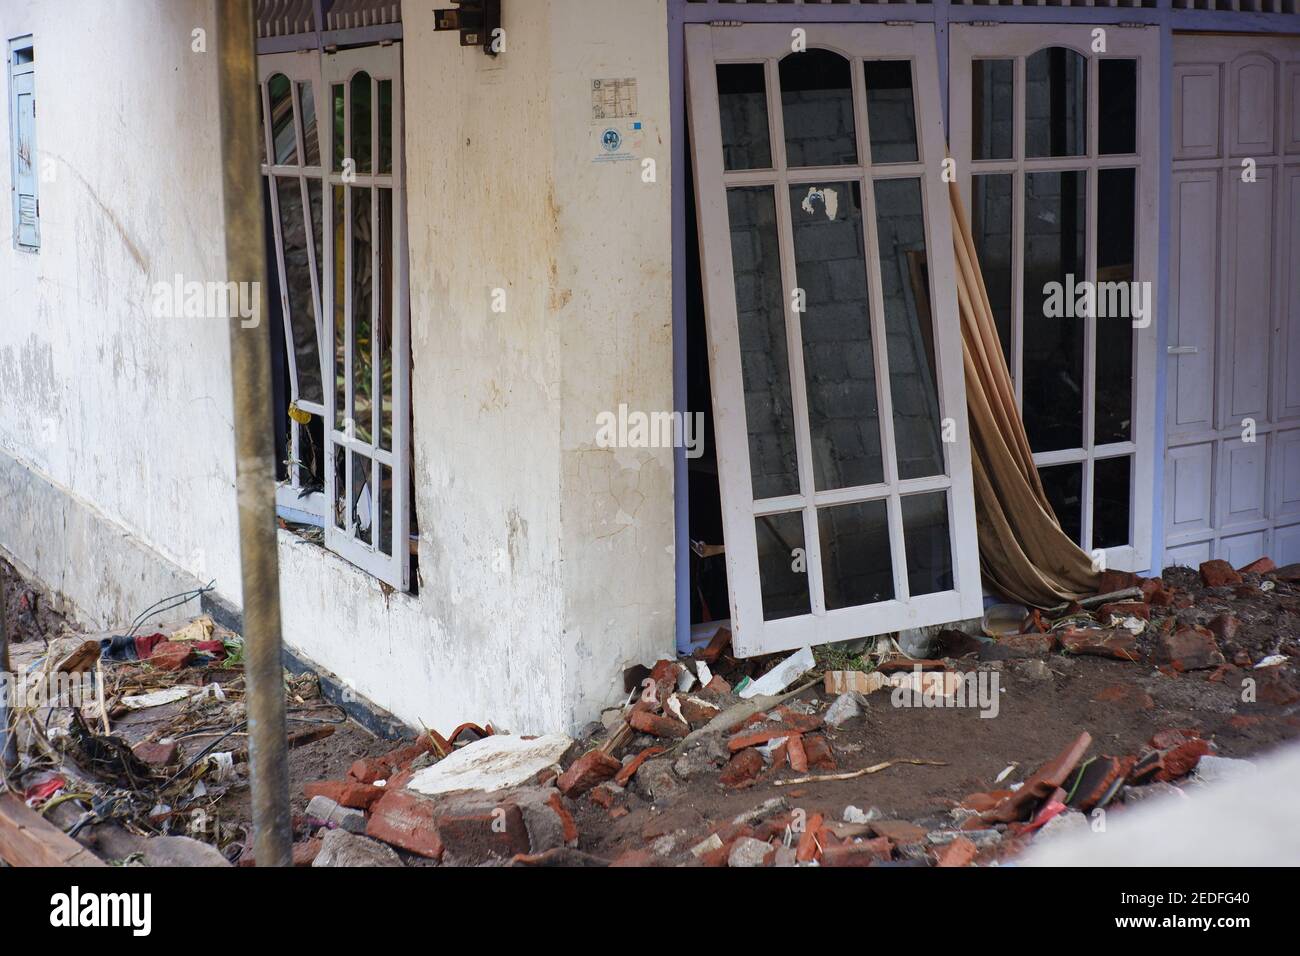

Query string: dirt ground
2 556 1298 866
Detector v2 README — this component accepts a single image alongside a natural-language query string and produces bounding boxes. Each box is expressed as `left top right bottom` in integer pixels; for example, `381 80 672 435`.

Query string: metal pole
215 0 292 866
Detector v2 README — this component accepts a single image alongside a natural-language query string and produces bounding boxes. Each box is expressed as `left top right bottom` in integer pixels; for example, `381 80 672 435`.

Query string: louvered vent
255 0 403 39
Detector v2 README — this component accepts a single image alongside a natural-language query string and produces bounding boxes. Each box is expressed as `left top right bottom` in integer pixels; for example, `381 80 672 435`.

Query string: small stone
1016 659 1053 681
824 692 866 729
633 757 683 803
843 805 881 825
313 829 404 867
305 794 367 834
1034 809 1089 843
727 836 773 867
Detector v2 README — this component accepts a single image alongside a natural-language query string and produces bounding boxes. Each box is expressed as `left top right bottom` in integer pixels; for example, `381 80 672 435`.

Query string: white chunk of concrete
739 646 815 699
405 733 574 795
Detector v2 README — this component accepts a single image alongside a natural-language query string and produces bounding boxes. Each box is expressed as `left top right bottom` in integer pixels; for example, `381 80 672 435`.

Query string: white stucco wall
0 0 242 624
0 0 675 735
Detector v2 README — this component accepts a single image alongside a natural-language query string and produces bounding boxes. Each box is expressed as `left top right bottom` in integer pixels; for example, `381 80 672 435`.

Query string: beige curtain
949 180 1100 607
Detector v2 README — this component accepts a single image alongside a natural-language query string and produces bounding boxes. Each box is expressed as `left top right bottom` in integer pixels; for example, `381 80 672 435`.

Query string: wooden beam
0 794 105 867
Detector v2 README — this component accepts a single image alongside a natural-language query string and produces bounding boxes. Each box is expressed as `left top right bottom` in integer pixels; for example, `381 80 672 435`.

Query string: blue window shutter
10 52 39 251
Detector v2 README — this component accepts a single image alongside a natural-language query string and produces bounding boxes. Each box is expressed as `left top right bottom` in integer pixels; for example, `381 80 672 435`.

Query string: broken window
259 44 411 590
8 36 38 252
950 24 1159 572
686 23 983 657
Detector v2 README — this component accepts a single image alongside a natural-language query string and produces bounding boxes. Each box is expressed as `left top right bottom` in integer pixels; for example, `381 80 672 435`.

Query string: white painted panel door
948 23 1160 574
687 23 982 657
1165 35 1300 569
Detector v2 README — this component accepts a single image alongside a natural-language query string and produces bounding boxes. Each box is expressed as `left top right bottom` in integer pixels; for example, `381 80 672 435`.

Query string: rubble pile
3 556 1297 867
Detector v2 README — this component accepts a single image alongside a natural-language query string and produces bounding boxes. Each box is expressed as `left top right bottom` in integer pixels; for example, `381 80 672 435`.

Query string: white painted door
1165 34 1300 569
949 23 1160 575
687 22 983 657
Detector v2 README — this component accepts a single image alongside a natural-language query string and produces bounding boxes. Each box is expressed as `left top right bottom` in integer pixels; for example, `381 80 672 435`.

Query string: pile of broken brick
281 557 1296 867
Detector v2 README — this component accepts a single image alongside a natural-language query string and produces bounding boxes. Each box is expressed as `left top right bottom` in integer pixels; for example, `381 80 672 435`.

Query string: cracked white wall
0 0 675 735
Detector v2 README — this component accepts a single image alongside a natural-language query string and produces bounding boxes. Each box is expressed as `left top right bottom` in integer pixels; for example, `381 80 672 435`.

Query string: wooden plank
0 794 105 867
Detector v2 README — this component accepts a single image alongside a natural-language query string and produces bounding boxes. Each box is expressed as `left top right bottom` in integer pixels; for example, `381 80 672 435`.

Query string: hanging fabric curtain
949 180 1100 607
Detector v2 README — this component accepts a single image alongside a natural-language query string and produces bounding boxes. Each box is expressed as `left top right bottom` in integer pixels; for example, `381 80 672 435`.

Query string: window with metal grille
8 36 38 252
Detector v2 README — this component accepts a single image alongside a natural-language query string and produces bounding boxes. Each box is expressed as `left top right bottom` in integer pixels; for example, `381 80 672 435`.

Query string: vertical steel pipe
215 0 291 866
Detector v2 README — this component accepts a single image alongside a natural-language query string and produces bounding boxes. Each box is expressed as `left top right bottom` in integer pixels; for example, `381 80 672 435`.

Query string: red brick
796 814 825 862
365 790 445 860
1207 614 1240 643
627 708 689 739
438 804 531 863
702 675 732 696
786 734 808 773
1097 601 1149 621
1153 738 1211 783
293 837 322 867
802 734 837 771
1060 628 1141 662
1238 557 1276 575
998 632 1057 656
694 626 732 665
719 748 764 789
303 779 385 810
1147 586 1174 607
557 749 622 797
613 746 665 788
588 783 620 809
821 837 892 867
678 697 721 727
131 740 178 767
1157 625 1225 672
983 732 1092 824
1199 559 1242 588
934 836 978 868
349 737 434 784
727 715 823 752
544 792 580 846
870 820 926 844
1098 570 1141 593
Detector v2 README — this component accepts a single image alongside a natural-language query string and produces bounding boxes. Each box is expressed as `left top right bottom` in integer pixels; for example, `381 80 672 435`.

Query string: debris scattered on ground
3 555 1299 866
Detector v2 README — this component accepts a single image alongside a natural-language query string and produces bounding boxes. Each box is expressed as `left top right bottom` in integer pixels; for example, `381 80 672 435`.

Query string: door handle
1167 345 1199 355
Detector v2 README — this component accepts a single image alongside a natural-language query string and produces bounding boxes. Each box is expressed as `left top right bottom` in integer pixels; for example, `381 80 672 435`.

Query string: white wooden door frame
948 23 1160 573
687 22 983 657
322 43 410 589
1165 33 1300 569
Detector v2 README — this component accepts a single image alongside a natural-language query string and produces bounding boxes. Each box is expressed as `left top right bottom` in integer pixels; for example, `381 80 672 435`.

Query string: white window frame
258 44 410 589
949 23 1160 573
322 43 410 590
687 22 983 657
8 35 38 252
259 52 329 519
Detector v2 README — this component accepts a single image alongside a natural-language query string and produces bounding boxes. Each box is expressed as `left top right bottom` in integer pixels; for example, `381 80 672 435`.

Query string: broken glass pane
873 177 943 479
269 73 297 165
780 49 857 168
818 499 894 609
717 63 772 171
902 492 953 596
864 60 918 164
299 81 320 167
972 59 1014 161
351 71 372 174
1093 455 1132 549
1022 170 1086 452
378 79 393 175
352 187 374 445
971 173 1014 372
756 511 811 620
727 186 800 500
1038 462 1083 546
1026 47 1086 158
378 188 394 451
789 181 884 490
1095 167 1136 445
353 451 373 546
275 177 323 403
